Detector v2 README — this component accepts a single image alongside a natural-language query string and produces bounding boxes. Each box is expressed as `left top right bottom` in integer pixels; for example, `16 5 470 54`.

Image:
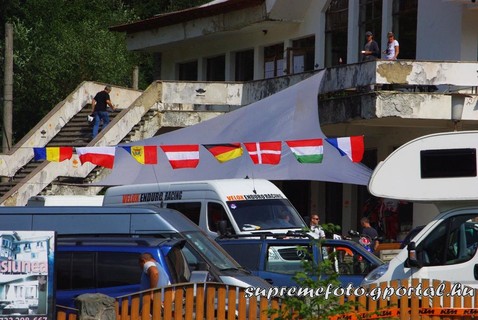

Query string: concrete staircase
0 74 312 206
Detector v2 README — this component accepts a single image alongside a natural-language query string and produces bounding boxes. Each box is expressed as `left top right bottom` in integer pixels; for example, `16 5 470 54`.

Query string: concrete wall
416 0 463 61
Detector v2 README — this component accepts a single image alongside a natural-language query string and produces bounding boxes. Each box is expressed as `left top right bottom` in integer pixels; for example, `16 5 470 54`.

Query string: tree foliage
0 0 208 143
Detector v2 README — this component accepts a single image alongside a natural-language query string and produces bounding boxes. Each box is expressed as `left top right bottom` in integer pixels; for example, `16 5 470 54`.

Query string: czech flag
160 144 199 169
243 141 282 165
202 143 243 163
325 136 364 162
33 147 73 162
76 147 116 169
121 146 158 164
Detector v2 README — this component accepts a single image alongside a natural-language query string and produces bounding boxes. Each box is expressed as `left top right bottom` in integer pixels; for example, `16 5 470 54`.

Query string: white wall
416 0 463 60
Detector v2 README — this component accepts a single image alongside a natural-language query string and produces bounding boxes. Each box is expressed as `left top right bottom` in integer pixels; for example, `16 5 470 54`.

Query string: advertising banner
0 231 55 320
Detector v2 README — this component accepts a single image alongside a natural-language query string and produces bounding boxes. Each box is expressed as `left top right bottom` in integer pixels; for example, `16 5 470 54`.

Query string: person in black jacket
91 85 116 139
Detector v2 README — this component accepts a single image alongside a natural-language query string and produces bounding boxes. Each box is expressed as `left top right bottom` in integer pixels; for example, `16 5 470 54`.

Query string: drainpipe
3 22 13 154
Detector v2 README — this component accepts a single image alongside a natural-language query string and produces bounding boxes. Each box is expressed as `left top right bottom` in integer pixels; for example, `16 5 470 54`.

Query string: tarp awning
96 71 372 186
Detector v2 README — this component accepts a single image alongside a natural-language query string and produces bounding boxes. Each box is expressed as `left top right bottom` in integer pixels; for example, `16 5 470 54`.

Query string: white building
110 0 478 241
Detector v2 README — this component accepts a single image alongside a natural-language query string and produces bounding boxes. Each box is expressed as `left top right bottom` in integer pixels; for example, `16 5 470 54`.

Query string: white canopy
97 71 372 186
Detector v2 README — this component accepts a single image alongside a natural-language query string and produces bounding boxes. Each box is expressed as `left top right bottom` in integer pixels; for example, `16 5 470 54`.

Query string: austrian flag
243 141 282 165
160 144 199 169
286 139 323 163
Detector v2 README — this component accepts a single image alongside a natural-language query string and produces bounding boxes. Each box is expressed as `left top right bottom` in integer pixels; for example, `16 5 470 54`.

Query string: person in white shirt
384 32 399 60
309 214 325 238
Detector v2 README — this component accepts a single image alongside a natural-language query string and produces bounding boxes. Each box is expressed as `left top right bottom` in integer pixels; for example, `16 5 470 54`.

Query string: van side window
56 252 95 290
164 247 191 283
207 202 233 233
322 244 373 275
97 252 141 288
56 253 72 290
418 214 478 266
166 202 201 225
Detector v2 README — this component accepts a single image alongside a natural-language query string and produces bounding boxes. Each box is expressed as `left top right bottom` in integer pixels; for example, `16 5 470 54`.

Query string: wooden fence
55 279 478 320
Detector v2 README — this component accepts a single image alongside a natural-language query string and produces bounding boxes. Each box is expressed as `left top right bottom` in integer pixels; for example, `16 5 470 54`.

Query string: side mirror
405 241 423 268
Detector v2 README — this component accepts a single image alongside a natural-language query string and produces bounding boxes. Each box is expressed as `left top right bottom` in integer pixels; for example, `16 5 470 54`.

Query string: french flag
76 147 116 169
325 136 364 162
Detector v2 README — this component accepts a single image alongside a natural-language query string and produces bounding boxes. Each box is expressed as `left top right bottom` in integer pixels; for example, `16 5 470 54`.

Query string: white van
103 179 307 238
27 195 104 206
362 131 478 288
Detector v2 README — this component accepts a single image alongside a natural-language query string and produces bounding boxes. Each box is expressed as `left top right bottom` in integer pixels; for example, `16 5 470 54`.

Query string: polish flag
160 144 200 169
243 141 282 165
76 147 116 169
325 136 364 162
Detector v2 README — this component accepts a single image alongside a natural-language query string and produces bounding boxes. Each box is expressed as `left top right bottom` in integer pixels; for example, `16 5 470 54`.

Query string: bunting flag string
33 147 73 162
160 144 200 169
243 141 282 165
30 136 364 169
76 147 116 169
121 146 158 165
202 143 243 163
325 136 364 163
285 139 323 164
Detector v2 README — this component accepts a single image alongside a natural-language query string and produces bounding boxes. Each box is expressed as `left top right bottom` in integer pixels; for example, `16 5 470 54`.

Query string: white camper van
362 131 478 288
103 179 307 238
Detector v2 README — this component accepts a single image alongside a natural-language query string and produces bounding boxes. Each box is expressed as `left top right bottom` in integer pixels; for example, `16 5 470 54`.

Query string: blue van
56 236 190 308
0 205 271 308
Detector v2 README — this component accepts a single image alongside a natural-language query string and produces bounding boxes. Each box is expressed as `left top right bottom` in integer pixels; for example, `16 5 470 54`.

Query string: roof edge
110 0 265 34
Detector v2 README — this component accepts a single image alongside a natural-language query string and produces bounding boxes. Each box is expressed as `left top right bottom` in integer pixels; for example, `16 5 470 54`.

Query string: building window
325 0 348 67
178 60 198 81
287 36 315 74
359 0 382 59
206 55 225 81
264 43 285 79
392 0 417 59
235 49 254 81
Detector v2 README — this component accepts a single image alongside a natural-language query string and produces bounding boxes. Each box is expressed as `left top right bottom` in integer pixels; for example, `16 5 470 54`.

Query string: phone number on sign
0 317 48 320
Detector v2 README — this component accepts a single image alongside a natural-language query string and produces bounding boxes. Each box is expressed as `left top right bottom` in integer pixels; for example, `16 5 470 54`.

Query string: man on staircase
91 85 116 139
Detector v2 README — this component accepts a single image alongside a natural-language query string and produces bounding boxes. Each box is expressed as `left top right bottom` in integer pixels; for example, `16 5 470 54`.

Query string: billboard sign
0 231 55 320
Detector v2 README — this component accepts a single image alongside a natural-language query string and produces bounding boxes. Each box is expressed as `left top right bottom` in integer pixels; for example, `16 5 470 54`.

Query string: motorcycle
345 230 377 253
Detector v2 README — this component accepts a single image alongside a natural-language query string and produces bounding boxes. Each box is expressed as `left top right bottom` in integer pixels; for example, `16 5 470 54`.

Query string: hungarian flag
286 139 323 163
202 143 243 163
325 136 364 162
160 144 199 169
76 147 116 169
121 146 157 164
33 147 73 162
243 141 282 165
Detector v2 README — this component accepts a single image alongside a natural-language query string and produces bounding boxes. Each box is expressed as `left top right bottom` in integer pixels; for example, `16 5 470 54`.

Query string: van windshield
182 231 242 270
226 199 306 231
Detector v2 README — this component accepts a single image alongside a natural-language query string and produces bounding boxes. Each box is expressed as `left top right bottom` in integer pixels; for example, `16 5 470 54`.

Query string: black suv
216 234 384 287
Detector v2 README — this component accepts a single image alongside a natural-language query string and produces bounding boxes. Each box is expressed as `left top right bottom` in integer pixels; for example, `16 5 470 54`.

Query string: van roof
369 131 478 201
0 205 202 234
103 179 285 205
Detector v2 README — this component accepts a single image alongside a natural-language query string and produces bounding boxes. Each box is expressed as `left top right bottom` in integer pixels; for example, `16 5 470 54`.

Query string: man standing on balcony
91 85 116 139
362 31 380 61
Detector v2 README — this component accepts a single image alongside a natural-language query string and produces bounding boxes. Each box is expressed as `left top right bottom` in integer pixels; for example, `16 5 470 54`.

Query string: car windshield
226 199 306 231
182 231 241 270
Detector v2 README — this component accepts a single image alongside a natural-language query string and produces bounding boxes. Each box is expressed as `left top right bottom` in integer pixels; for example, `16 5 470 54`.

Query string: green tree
0 0 208 143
